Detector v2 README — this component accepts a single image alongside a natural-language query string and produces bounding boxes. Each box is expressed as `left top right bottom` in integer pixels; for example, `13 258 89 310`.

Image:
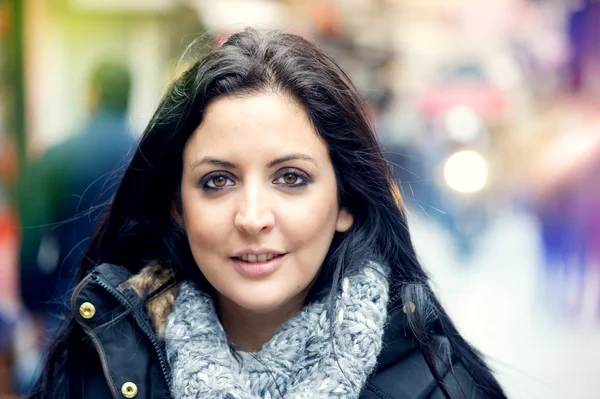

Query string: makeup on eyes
198 167 312 192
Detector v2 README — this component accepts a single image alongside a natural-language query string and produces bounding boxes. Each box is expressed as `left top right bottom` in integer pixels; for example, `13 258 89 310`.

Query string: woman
31 28 506 399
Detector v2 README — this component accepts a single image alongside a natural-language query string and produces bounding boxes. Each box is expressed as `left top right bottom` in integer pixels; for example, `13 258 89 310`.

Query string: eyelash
274 168 311 188
198 168 311 192
199 172 236 192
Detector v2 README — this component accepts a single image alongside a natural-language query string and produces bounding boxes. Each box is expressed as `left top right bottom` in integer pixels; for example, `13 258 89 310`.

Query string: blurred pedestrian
580 156 600 318
30 29 505 399
536 189 587 316
17 62 135 392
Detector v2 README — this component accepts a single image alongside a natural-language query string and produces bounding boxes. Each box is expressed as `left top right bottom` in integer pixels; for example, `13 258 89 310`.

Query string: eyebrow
190 157 237 171
267 153 316 168
190 153 316 171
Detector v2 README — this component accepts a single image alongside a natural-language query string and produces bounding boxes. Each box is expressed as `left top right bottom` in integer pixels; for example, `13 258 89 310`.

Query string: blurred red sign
418 83 507 122
0 210 18 307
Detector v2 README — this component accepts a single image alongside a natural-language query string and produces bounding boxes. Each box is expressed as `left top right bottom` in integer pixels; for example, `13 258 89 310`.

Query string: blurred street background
0 0 599 397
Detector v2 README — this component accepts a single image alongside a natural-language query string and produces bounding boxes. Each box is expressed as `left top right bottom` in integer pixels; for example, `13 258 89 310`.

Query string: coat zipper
92 273 173 398
71 274 120 399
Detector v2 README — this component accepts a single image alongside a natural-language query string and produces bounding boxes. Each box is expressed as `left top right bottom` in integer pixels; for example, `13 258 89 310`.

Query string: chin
232 294 288 314
224 283 303 315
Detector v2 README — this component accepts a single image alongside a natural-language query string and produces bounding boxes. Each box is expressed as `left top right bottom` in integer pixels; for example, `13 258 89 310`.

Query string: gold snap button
121 382 138 398
402 302 416 314
79 302 96 319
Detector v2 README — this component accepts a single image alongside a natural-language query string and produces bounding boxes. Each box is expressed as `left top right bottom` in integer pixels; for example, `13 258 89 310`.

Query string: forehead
184 93 329 161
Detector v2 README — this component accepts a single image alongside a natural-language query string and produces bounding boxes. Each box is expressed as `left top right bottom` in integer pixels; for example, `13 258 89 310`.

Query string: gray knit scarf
164 261 389 399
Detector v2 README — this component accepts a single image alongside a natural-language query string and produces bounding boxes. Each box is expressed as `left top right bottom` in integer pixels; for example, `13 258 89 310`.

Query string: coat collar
73 262 420 368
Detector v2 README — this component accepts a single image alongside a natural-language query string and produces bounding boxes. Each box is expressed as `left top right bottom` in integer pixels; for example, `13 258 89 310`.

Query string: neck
217 295 306 352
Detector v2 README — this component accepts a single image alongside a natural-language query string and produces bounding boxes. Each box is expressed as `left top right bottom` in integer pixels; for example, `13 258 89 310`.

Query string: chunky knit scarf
164 261 389 399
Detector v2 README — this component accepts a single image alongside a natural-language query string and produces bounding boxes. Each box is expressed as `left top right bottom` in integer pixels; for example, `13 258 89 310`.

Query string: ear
170 200 185 228
335 207 354 233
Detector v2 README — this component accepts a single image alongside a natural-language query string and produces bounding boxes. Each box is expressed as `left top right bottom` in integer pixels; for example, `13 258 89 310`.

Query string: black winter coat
66 263 491 399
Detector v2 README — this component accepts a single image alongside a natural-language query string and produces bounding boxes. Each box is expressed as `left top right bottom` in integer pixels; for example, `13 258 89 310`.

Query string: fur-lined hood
116 262 180 339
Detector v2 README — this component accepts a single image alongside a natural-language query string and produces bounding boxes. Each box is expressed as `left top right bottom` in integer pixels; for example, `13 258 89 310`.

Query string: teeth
238 253 279 262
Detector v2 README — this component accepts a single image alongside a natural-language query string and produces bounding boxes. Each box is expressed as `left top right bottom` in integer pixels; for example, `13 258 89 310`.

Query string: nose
234 184 275 235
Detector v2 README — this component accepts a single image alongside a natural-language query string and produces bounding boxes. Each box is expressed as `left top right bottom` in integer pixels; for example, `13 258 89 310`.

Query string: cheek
180 188 231 248
276 189 339 248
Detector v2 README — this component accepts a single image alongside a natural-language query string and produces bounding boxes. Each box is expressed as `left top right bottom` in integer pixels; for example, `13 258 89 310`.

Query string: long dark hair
32 28 505 398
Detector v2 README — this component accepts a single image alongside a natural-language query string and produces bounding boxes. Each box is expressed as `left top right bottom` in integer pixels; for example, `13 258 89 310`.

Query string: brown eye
283 174 298 185
201 173 235 191
273 169 310 188
212 176 227 187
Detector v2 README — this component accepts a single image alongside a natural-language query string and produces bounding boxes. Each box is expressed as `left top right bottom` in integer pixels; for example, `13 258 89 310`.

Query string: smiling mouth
233 253 285 263
231 253 287 277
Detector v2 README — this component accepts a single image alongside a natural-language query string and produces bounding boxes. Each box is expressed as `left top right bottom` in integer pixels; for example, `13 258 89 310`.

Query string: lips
235 253 279 262
231 253 286 277
232 249 286 263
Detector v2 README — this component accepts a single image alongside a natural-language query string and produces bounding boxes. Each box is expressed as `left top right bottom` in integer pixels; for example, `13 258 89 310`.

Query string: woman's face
179 92 353 314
